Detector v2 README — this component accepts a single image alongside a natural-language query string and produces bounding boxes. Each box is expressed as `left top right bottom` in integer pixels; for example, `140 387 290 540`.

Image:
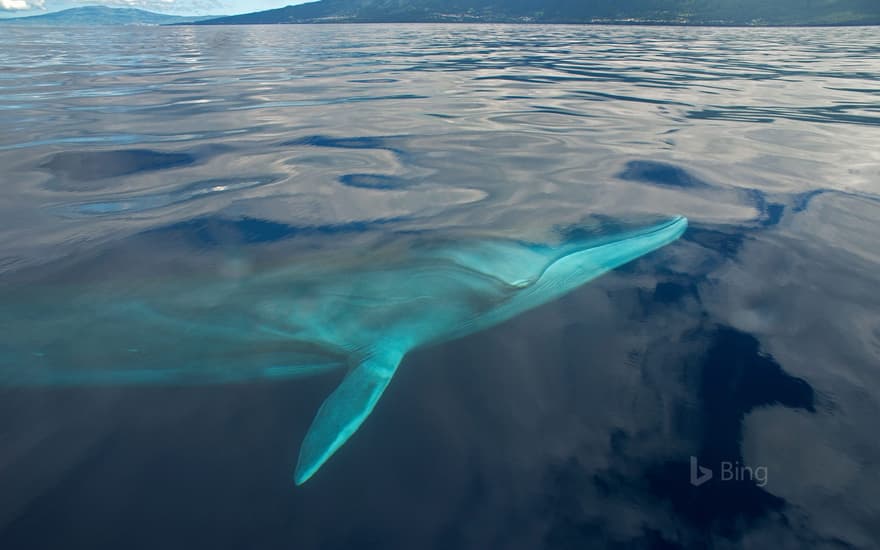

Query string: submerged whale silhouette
0 215 687 484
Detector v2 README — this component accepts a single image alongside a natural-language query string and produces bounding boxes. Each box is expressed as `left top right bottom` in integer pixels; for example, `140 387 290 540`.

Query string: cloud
1 1 224 14
0 0 45 11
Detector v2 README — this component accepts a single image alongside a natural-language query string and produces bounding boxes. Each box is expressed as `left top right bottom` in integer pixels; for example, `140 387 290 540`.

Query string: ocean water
0 23 879 549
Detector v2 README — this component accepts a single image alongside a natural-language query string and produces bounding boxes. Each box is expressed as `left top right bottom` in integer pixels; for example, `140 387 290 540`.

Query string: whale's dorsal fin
294 346 405 485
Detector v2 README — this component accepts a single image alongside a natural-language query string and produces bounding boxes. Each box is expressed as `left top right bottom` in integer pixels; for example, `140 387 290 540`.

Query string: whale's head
504 215 688 313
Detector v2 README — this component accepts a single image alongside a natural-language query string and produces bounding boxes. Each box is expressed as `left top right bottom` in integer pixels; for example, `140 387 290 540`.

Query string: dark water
1 24 879 549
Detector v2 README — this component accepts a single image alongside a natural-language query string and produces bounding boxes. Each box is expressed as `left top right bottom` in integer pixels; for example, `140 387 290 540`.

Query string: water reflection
43 149 196 187
0 23 878 549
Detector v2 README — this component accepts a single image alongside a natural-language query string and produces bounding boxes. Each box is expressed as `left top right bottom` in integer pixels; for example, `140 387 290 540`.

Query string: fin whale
0 215 687 485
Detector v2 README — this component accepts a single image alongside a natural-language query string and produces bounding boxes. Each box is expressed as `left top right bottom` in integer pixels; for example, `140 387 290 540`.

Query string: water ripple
61 175 286 217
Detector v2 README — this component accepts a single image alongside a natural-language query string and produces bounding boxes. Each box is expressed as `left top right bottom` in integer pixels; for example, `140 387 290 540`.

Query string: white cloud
0 0 224 14
0 0 45 11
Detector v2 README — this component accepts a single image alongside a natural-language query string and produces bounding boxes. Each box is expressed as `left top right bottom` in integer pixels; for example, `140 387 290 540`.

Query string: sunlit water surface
0 24 878 549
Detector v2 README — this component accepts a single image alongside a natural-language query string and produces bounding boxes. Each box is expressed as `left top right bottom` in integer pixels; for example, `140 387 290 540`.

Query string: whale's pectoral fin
294 347 405 485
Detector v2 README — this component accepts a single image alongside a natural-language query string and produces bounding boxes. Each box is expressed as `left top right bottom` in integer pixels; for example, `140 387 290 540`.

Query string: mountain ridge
191 0 880 26
0 6 220 25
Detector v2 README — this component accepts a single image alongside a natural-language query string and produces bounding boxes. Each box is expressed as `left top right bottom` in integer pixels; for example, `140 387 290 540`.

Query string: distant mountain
0 6 220 26
193 0 880 26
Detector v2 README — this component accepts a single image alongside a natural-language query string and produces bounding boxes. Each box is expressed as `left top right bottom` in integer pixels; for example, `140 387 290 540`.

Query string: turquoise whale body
0 215 687 484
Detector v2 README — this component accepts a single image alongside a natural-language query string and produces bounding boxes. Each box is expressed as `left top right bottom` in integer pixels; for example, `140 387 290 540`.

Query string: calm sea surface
1 24 879 549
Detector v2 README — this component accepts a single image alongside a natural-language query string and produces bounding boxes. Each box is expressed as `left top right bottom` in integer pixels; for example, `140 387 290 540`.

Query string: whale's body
0 215 687 484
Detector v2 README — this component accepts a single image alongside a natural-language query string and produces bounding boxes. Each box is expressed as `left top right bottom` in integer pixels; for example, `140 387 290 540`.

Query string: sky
0 0 309 17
